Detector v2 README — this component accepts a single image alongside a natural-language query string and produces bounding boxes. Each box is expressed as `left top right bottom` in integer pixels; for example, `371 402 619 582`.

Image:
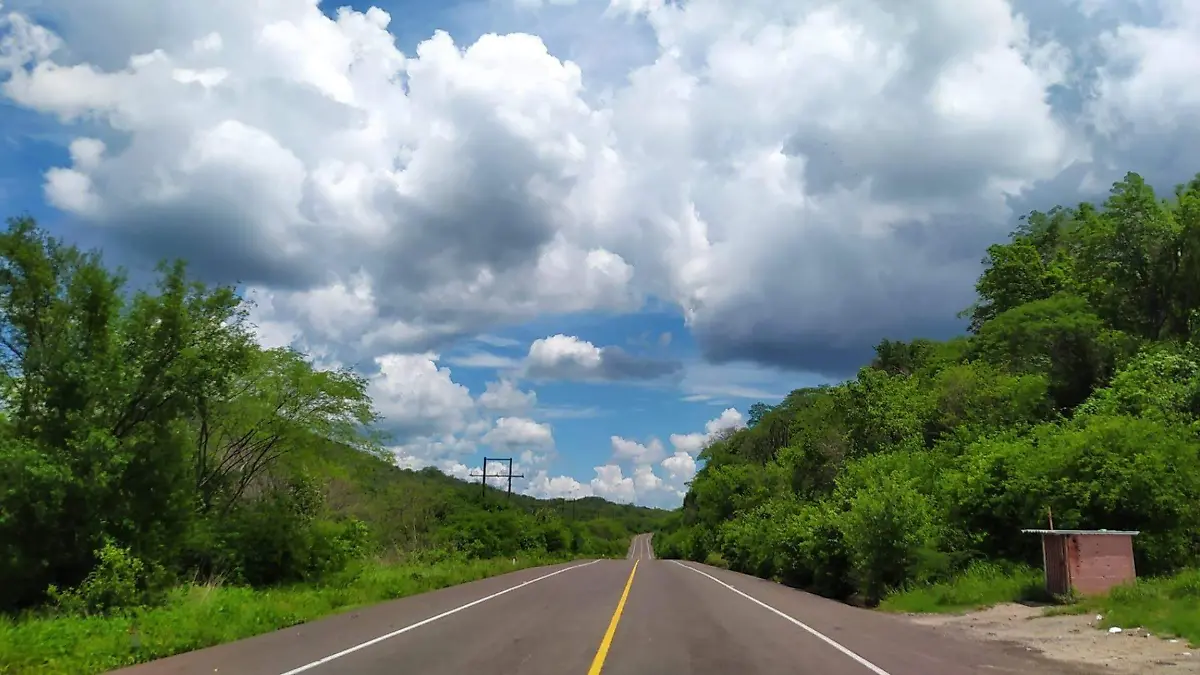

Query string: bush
839 478 940 605
774 501 854 598
943 415 1200 574
46 541 165 616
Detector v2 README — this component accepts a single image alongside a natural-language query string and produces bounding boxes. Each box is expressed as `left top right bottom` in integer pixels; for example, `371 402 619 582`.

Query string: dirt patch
906 603 1200 674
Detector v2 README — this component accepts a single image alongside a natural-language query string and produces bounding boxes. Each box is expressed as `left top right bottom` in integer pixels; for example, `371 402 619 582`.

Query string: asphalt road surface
112 533 1095 675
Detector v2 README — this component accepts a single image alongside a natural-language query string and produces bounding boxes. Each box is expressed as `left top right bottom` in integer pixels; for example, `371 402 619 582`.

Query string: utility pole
469 457 523 502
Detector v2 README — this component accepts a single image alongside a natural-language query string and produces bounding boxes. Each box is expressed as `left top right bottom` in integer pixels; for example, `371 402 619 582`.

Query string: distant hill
297 441 670 558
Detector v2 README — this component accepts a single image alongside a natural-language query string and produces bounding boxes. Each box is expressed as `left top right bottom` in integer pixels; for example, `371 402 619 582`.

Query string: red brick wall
1067 534 1136 596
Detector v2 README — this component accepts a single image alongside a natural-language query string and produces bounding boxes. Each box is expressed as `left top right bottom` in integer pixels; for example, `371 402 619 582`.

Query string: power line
469 456 523 501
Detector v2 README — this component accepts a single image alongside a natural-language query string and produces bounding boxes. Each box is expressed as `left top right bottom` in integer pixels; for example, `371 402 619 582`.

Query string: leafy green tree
0 219 219 606
836 368 933 457
747 402 772 427
193 346 380 516
972 293 1132 411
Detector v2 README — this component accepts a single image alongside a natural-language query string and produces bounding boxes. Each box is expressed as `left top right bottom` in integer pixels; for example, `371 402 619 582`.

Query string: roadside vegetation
654 171 1200 640
0 216 667 673
883 565 1200 646
0 553 569 674
878 562 1046 614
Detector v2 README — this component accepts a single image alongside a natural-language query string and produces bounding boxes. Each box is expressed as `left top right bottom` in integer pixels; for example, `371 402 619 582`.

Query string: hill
307 439 668 560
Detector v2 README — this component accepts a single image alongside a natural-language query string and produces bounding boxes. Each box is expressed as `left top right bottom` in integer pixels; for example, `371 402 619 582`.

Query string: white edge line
277 559 602 675
672 561 892 675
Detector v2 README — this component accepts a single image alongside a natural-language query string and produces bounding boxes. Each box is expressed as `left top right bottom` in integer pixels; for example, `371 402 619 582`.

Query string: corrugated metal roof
1021 529 1140 536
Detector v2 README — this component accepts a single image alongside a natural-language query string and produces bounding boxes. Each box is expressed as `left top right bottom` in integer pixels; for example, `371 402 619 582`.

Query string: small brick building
1021 529 1139 597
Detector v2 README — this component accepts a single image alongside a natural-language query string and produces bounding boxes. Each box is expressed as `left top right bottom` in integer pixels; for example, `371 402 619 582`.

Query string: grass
1068 569 1200 645
878 562 1047 614
880 562 1200 646
0 553 580 675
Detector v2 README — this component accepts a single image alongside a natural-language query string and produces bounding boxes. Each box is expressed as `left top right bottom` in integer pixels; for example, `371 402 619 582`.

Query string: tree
0 219 223 606
747 402 772 427
972 293 1132 412
193 346 381 516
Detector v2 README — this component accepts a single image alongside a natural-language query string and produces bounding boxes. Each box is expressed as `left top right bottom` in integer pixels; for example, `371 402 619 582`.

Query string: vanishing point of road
112 534 1094 675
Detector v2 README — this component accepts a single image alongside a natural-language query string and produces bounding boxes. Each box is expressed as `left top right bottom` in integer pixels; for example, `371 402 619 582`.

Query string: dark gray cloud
590 346 683 380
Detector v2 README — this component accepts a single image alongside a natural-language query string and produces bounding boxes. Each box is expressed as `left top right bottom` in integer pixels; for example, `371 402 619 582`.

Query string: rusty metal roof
1020 529 1140 536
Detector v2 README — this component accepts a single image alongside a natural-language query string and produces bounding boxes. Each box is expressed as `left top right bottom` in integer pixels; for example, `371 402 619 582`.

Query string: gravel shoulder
905 603 1200 674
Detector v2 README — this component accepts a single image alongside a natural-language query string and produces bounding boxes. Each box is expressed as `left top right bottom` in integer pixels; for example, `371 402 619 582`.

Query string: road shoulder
906 602 1200 675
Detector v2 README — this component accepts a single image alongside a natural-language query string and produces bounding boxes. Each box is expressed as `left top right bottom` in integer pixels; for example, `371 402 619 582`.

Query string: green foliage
942 415 1200 573
0 553 575 675
837 368 934 457
1076 343 1200 426
662 170 1200 606
0 216 666 627
1088 569 1200 645
45 541 165 617
835 453 944 604
972 293 1132 411
879 562 1046 614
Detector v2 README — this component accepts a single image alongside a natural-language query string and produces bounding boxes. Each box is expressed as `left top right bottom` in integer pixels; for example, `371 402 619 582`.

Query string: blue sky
1 0 1197 506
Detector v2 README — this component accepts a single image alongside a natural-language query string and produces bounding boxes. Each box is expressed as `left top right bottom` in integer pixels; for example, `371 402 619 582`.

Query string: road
112 533 1094 675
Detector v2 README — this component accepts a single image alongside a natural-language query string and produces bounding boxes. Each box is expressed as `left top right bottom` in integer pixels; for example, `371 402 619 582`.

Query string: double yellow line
586 560 639 675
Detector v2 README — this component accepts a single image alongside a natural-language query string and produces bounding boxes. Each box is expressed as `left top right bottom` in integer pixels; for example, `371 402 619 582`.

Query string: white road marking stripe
277 560 603 675
672 561 892 675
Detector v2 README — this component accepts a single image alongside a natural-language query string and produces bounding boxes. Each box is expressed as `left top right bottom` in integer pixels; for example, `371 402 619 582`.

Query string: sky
0 0 1197 508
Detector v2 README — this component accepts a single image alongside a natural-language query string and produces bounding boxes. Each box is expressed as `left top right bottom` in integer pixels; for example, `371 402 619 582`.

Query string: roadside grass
878 562 1046 614
0 553 579 675
1061 569 1200 646
880 562 1200 646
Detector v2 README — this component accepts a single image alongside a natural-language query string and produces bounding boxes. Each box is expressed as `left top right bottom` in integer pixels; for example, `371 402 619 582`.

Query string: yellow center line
587 560 639 675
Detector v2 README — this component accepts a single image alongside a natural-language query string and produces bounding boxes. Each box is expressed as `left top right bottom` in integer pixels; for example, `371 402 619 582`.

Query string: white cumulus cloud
610 435 666 464
669 407 746 455
523 333 681 381
483 416 555 453
478 379 537 413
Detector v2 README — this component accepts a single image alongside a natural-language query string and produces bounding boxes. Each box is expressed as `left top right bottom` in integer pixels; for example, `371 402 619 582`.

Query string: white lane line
672 561 891 675
278 560 602 675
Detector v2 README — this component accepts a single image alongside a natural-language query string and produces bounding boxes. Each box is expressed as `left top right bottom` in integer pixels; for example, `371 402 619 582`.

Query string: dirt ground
907 603 1200 674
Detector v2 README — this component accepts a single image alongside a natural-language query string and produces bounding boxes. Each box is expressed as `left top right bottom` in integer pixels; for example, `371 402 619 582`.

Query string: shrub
46 541 164 616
